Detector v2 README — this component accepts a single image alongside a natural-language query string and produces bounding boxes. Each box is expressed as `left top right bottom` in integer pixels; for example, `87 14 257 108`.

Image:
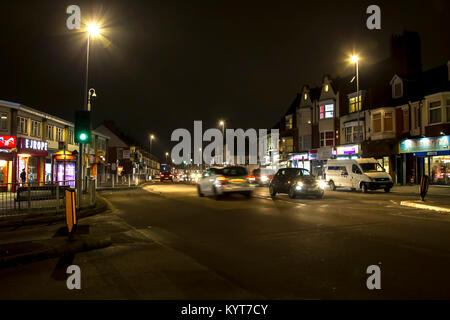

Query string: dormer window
324 84 329 92
304 93 308 100
390 75 403 99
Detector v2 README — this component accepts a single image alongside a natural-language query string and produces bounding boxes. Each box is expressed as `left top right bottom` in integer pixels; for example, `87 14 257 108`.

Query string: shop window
320 131 334 147
429 101 442 124
47 125 54 140
0 113 8 131
384 112 393 132
349 95 362 113
17 117 28 134
403 109 409 132
373 113 381 133
431 156 450 185
30 120 41 138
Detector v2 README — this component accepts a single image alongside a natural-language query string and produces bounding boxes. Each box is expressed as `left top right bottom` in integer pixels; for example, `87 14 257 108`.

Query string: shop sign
123 149 130 159
0 135 16 148
400 136 449 154
18 138 48 151
317 147 334 160
336 145 359 156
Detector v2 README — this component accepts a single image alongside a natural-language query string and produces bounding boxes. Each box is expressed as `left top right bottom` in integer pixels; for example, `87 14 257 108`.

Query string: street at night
2 184 450 299
1 0 450 315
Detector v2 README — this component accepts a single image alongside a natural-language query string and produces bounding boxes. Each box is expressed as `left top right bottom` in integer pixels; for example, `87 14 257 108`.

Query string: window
384 112 393 131
373 113 381 133
282 137 294 153
324 84 329 92
31 120 41 137
68 129 74 144
429 101 442 124
394 82 402 98
320 131 334 147
403 109 409 132
352 164 362 174
97 138 106 151
345 127 352 143
446 100 450 123
304 93 308 101
56 127 64 142
349 95 362 113
345 126 362 143
415 106 420 129
17 117 28 134
285 115 293 130
320 104 334 119
0 113 7 130
47 125 54 140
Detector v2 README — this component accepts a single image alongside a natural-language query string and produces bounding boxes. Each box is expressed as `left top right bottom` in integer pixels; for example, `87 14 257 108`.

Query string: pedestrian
20 169 26 187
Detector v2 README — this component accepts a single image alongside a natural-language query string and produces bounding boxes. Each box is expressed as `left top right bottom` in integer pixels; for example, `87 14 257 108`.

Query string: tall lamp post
219 120 225 164
351 55 361 142
78 23 100 208
149 134 154 153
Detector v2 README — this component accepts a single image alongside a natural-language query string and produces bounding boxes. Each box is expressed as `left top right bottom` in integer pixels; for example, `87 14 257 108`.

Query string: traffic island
0 234 112 269
400 200 450 213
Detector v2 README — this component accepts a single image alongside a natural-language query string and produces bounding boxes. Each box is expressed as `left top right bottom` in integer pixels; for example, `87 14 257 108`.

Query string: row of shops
0 135 108 191
280 135 450 186
0 135 78 191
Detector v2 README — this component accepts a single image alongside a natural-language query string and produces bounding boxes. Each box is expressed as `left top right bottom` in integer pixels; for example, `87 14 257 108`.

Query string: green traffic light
79 133 88 141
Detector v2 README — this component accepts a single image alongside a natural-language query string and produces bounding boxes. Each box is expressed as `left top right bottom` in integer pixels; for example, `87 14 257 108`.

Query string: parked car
160 171 173 182
269 168 325 199
325 158 393 193
252 168 276 186
197 166 255 200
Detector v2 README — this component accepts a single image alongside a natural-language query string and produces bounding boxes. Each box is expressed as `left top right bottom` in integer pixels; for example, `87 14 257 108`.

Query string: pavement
1 183 450 299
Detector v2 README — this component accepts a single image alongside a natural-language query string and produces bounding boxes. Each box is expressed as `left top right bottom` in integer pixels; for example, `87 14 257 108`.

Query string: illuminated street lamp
350 55 361 142
87 88 96 111
165 152 169 163
149 134 155 153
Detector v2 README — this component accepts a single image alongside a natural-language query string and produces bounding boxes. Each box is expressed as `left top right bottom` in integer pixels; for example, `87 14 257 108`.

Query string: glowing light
87 23 100 36
350 55 359 63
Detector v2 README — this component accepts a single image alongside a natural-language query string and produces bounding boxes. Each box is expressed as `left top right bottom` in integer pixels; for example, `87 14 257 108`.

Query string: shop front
400 135 450 185
309 146 335 178
335 144 360 159
52 150 77 187
361 139 397 183
16 138 48 186
0 135 17 191
289 153 310 171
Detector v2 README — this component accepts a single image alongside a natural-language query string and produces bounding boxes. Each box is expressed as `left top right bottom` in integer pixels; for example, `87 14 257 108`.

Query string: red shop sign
0 136 16 148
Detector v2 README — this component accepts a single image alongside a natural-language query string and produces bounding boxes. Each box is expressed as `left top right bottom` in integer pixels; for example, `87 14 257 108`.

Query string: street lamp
165 152 169 163
350 55 361 142
149 134 154 153
219 120 225 164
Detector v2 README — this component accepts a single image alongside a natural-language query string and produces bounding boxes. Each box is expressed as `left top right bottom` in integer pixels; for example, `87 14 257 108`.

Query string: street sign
65 189 77 235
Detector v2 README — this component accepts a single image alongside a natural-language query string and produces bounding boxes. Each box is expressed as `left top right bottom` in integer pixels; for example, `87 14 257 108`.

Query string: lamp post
149 134 154 153
219 120 225 164
165 152 169 164
78 23 100 208
87 88 96 111
351 55 361 142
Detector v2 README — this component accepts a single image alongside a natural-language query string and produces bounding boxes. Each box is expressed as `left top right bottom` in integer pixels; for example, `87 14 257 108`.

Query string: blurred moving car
326 158 393 193
197 166 255 200
252 168 276 186
160 171 173 182
269 168 325 199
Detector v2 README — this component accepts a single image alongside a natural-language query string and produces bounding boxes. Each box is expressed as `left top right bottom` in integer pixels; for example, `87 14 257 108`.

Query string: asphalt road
1 183 450 299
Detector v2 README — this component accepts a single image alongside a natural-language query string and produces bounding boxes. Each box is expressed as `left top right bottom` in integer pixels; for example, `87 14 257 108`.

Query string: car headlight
296 181 303 190
318 180 326 189
261 175 269 182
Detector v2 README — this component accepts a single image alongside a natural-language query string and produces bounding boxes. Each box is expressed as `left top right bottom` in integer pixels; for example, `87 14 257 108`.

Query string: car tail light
217 176 227 182
246 175 255 181
169 174 172 177
161 174 165 177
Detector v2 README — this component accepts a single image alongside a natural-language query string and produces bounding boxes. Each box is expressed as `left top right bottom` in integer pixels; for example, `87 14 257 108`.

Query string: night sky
1 0 449 158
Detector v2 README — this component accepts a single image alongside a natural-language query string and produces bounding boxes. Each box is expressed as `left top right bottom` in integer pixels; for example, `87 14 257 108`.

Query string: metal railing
96 174 143 189
0 180 96 217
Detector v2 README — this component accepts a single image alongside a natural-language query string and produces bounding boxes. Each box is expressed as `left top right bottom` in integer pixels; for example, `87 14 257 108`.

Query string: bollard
419 175 429 201
112 176 115 188
27 184 31 212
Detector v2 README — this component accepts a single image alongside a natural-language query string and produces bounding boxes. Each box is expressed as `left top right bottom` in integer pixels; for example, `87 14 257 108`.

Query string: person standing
20 169 26 187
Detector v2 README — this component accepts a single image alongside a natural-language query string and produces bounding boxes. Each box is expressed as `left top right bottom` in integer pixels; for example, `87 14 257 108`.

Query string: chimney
390 30 422 77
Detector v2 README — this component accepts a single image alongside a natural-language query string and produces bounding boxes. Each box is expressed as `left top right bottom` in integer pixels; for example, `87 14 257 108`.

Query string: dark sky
1 0 449 158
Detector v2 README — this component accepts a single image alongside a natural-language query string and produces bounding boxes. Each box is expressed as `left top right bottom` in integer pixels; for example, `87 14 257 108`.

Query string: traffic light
74 110 92 144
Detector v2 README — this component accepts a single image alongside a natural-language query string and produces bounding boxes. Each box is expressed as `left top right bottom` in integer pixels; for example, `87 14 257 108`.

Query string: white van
325 158 393 193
